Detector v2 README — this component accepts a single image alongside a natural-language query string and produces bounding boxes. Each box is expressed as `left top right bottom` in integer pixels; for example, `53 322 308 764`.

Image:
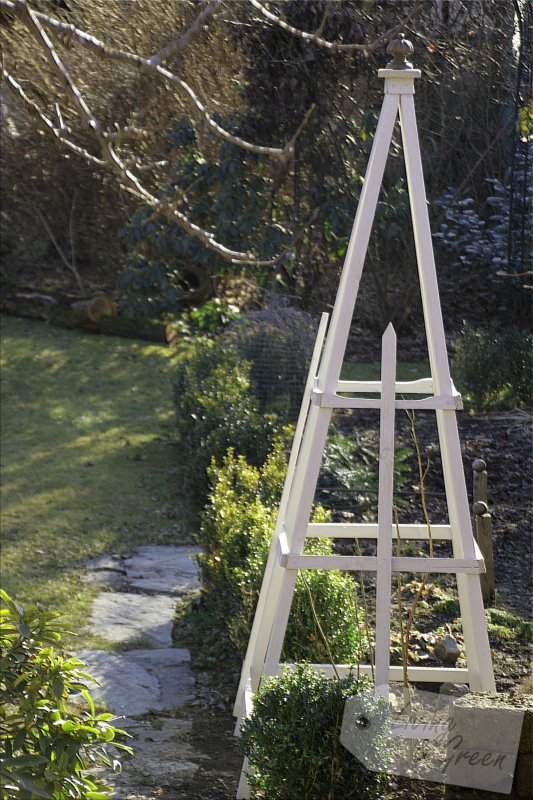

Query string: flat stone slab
82 570 128 590
89 593 176 648
87 554 126 572
123 545 201 594
95 718 200 797
74 648 195 716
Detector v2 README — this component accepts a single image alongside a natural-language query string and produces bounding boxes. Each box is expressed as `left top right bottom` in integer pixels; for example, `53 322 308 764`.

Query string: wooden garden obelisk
234 35 495 800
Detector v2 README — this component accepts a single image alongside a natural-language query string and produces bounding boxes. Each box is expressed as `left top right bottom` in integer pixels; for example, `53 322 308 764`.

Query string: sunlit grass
0 316 188 642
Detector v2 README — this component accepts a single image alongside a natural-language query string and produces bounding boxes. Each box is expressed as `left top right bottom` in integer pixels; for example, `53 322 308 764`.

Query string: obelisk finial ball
386 33 414 70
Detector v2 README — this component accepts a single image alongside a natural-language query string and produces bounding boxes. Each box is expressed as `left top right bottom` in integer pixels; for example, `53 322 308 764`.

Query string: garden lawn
0 315 188 644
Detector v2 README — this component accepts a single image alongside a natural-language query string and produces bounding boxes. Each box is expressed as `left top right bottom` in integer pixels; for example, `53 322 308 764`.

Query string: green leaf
81 688 95 717
2 754 48 767
60 720 80 732
17 622 31 638
52 675 64 700
0 768 53 798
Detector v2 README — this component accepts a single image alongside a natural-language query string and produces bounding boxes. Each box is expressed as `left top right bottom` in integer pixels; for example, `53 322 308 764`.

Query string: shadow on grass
1 315 193 636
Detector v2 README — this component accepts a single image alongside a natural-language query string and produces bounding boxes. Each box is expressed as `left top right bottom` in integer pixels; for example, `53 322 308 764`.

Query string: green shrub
452 324 503 410
318 429 412 516
0 590 132 799
452 323 532 411
199 435 363 663
502 327 532 407
173 337 276 509
239 664 389 800
118 119 284 320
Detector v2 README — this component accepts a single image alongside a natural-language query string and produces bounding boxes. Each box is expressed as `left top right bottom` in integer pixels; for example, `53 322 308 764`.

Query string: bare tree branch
247 0 424 53
2 69 107 167
0 0 416 270
3 4 273 264
36 204 85 294
151 0 222 66
1 0 309 162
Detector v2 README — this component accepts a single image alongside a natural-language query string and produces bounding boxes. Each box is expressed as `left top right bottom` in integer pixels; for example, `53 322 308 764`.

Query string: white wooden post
233 312 329 719
374 324 397 699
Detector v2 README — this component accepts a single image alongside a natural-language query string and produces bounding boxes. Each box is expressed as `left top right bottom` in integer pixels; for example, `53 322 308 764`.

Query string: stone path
76 545 204 797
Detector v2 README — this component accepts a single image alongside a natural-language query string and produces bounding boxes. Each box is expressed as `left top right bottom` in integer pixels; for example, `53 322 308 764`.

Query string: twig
314 1 331 38
403 573 431 667
393 506 409 691
68 190 79 289
3 14 280 264
247 0 424 54
150 0 221 66
37 208 84 294
285 103 316 155
407 410 433 556
2 70 106 167
354 539 374 682
301 573 340 679
396 414 434 698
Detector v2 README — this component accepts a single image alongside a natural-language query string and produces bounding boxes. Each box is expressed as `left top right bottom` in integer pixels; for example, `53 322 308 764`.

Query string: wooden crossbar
306 522 453 539
312 389 462 410
283 664 470 683
337 378 434 393
277 531 485 574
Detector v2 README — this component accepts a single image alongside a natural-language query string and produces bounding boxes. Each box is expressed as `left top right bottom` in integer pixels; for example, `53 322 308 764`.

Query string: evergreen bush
223 303 317 422
239 664 389 800
173 337 276 509
0 590 132 799
452 323 532 410
199 436 363 663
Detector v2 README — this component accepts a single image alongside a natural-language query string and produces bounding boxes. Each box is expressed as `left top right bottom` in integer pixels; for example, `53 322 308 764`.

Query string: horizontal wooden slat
337 378 433 394
278 548 484 574
392 556 483 573
312 390 459 410
306 523 453 540
284 663 470 683
283 553 378 570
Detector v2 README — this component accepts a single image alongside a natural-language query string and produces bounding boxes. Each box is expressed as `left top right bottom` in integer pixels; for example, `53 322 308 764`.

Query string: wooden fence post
472 459 495 602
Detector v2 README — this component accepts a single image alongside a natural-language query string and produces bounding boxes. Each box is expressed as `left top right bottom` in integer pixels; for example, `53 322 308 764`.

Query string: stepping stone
123 545 201 594
102 718 200 796
89 593 176 648
82 570 128 590
83 554 128 589
75 648 195 716
87 554 126 572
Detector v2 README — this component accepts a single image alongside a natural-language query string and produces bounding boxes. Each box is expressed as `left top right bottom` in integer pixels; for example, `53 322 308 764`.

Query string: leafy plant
452 324 504 410
170 299 239 338
433 145 532 292
485 608 533 643
318 429 412 517
118 117 288 319
0 590 132 799
199 436 364 663
501 327 533 407
318 429 377 519
173 337 276 509
452 323 532 410
239 664 389 800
